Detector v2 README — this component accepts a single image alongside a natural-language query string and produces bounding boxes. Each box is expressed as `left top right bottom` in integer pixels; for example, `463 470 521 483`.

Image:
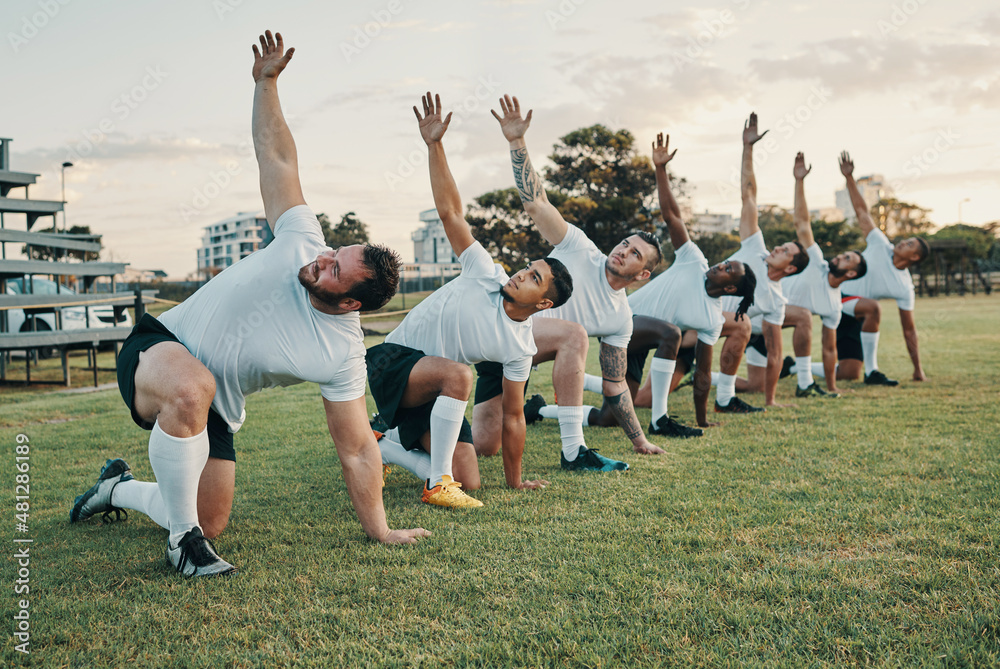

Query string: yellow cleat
421 475 484 509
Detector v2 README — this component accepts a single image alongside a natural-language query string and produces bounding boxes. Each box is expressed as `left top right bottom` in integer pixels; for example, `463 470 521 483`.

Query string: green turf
2 294 998 667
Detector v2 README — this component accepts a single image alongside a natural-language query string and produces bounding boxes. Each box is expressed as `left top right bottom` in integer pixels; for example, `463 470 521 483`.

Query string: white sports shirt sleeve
842 228 916 311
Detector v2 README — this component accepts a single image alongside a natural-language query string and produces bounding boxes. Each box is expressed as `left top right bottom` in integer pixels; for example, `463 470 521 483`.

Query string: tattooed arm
599 342 666 455
491 94 568 246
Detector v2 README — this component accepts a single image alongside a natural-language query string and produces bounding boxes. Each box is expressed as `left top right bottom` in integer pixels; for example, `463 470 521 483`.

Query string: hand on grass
517 479 550 490
381 528 432 545
633 439 666 455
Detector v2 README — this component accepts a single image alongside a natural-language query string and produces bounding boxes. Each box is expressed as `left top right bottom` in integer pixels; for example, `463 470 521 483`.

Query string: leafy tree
930 224 995 261
320 211 370 248
23 225 101 261
692 232 742 267
874 197 932 237
465 188 550 273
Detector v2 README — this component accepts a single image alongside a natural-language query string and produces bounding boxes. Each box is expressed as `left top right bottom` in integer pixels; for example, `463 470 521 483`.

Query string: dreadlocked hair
733 265 757 321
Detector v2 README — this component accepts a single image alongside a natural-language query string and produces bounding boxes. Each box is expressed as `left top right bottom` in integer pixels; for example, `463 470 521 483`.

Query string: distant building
810 207 845 223
197 211 273 275
411 209 458 264
835 175 892 224
690 210 737 236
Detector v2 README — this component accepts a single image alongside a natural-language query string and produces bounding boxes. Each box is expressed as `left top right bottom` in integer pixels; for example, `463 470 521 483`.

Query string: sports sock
583 373 603 394
860 331 879 375
377 434 431 482
709 372 720 386
147 420 209 549
428 395 467 487
111 480 168 530
796 356 814 388
811 362 828 379
649 357 675 423
538 405 559 420
558 406 585 461
580 406 597 426
715 372 736 406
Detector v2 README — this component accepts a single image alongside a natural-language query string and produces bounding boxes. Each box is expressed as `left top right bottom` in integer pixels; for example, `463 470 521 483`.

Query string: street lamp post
958 197 970 224
60 161 73 233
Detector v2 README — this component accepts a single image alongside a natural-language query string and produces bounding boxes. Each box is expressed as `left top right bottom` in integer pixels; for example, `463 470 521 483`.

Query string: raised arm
599 342 665 455
839 151 876 238
653 133 689 249
491 95 568 245
251 30 306 230
740 113 768 239
793 152 815 249
415 92 475 257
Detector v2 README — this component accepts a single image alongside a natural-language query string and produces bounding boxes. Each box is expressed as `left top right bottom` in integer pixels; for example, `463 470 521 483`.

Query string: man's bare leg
530 318 590 461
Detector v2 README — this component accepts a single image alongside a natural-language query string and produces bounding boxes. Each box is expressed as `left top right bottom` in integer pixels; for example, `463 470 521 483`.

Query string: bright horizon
3 0 997 278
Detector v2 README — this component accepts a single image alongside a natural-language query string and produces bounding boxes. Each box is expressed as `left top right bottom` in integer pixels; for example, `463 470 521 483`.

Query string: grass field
2 294 998 667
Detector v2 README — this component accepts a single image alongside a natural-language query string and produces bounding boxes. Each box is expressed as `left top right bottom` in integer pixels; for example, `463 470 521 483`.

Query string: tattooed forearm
607 391 643 442
511 147 543 204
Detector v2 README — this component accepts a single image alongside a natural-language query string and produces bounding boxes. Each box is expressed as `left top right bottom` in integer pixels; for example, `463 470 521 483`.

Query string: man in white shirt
368 93 570 507
630 132 759 429
783 152 868 397
477 95 666 473
709 114 810 408
837 151 929 385
69 31 430 578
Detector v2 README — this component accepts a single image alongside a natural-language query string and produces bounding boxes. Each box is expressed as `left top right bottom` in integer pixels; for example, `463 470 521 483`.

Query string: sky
2 0 997 278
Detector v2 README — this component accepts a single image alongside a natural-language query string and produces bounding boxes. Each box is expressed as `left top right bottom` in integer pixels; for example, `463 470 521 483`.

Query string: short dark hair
853 252 868 280
734 264 757 321
346 243 402 312
789 241 809 275
914 237 930 262
631 230 663 270
542 256 573 309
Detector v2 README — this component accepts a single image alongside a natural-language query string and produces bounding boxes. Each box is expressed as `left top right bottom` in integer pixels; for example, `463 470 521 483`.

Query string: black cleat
649 415 703 438
166 527 238 578
796 382 840 399
70 458 134 524
524 394 547 425
560 445 629 472
715 397 765 414
779 356 795 380
864 370 899 386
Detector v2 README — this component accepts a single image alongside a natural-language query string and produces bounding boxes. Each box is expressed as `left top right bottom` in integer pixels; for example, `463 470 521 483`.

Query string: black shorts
676 345 696 372
836 313 863 362
472 361 530 405
117 314 236 462
747 334 767 357
366 342 473 452
626 349 649 385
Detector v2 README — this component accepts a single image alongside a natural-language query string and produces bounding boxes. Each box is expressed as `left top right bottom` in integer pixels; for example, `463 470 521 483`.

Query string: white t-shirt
842 229 916 311
158 205 367 432
629 241 725 346
781 243 842 329
385 241 536 382
533 224 632 349
720 231 787 327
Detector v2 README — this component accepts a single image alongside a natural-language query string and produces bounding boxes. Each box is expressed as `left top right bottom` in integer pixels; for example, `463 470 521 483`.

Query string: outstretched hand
414 92 452 145
380 527 432 545
252 30 294 82
652 132 678 168
633 439 667 455
794 152 812 180
491 94 532 141
743 112 769 146
839 151 855 177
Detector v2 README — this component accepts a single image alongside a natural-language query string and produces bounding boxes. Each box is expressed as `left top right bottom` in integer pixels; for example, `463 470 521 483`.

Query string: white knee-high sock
811 362 830 379
558 406 586 461
716 373 736 406
111 480 168 530
795 356 814 388
710 372 720 386
378 434 431 482
649 357 675 423
583 373 603 394
428 395 467 487
580 406 597 427
147 420 209 548
861 331 879 375
538 405 559 420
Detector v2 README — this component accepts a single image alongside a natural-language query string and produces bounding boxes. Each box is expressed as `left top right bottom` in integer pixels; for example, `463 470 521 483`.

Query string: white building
197 212 273 274
411 209 458 264
691 210 738 236
835 175 892 223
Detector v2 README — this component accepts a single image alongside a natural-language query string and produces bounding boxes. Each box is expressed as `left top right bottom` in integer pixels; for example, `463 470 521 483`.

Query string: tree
874 197 932 237
930 224 995 261
465 188 550 273
692 232 741 267
23 225 101 261
755 206 864 258
320 211 370 248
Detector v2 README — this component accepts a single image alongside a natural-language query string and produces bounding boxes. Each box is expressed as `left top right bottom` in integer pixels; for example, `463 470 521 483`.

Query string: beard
298 263 343 307
828 261 850 279
500 286 514 303
605 259 639 281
